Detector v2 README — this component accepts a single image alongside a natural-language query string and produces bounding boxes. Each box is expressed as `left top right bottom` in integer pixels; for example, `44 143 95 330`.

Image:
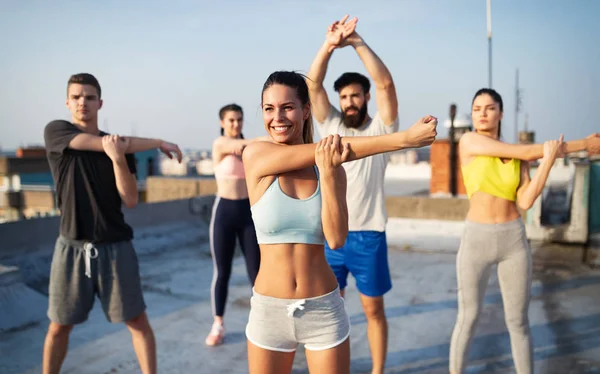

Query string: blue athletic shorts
325 231 392 297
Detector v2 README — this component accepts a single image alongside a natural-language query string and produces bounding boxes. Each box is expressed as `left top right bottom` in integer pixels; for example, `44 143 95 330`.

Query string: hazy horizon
1 0 599 151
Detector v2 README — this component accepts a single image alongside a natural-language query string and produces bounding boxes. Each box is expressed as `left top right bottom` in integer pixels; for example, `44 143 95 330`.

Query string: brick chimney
429 139 467 196
16 147 46 158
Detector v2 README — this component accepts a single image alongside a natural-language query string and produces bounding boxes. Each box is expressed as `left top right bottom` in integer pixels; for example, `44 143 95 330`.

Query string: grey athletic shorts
47 236 146 325
245 287 350 352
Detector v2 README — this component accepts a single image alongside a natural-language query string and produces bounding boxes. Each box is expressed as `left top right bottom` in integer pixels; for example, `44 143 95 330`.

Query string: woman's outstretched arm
242 116 438 180
460 132 600 162
516 135 564 210
213 135 270 159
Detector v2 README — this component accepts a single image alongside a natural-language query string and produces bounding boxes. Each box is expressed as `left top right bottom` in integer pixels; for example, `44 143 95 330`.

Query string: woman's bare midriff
253 243 339 299
216 177 249 200
466 192 522 224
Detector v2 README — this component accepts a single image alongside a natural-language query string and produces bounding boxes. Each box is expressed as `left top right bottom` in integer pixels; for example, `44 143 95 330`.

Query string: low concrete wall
526 162 590 244
589 160 600 234
385 196 469 221
144 177 471 220
146 177 217 203
1 191 469 259
124 195 214 228
0 216 60 260
0 196 215 260
3 166 595 260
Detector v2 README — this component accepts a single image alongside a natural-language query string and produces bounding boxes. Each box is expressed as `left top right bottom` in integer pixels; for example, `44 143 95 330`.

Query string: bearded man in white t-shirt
307 15 400 374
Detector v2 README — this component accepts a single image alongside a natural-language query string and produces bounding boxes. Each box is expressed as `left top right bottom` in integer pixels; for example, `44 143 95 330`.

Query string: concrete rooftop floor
2 218 600 373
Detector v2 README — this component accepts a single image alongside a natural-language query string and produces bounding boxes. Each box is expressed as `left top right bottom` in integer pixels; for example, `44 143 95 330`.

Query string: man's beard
342 103 368 128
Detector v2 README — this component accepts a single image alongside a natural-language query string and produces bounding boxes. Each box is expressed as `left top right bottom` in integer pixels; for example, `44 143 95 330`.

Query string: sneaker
205 322 225 346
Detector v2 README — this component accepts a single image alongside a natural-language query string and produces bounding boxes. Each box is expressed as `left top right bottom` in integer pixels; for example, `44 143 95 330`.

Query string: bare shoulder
458 132 478 163
459 131 480 147
242 141 276 164
242 141 266 157
459 132 501 158
212 136 226 146
213 135 242 148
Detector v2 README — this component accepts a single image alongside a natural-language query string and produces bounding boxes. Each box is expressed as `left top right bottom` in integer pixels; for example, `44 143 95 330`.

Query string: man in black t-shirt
42 73 182 374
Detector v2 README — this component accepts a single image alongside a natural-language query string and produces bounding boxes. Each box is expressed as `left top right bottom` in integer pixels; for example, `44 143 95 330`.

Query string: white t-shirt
314 105 399 232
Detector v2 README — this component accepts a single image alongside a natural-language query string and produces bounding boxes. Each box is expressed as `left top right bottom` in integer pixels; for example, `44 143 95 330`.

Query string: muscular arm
243 131 412 180
320 167 348 249
351 34 398 126
70 133 182 163
306 43 334 123
460 132 589 162
124 137 163 153
69 134 163 153
516 159 555 211
112 157 138 208
44 120 181 162
212 136 269 162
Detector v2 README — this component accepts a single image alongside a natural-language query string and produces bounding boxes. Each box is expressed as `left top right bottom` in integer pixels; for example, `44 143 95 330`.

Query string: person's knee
47 322 73 339
217 271 231 282
362 297 386 321
458 305 481 327
125 312 153 334
215 266 232 283
505 312 529 333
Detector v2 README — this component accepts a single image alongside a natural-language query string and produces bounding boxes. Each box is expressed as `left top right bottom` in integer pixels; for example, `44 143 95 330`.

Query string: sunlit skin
338 83 370 126
243 70 440 372
63 83 183 164
65 83 102 129
43 83 158 374
209 108 245 331
244 82 349 374
460 93 525 225
305 14 398 374
221 110 243 138
213 109 248 202
450 92 570 374
262 84 310 146
471 93 502 139
65 83 103 130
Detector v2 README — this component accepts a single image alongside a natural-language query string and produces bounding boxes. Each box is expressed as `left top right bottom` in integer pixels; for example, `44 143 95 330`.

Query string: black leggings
209 197 260 317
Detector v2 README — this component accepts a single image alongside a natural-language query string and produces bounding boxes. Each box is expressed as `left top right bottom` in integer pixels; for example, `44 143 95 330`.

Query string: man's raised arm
346 32 398 126
307 15 358 123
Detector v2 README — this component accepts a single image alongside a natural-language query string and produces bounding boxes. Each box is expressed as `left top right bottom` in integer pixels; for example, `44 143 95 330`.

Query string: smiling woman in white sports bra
242 70 439 374
205 104 267 347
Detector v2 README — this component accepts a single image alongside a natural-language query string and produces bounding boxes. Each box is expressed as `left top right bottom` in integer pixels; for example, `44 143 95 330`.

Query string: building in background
429 113 473 196
1 146 163 222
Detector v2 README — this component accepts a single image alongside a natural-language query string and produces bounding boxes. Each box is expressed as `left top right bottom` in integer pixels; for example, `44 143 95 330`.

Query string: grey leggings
449 218 533 374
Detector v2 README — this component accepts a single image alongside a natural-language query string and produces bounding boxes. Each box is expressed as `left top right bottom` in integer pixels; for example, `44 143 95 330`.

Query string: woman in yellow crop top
241 70 438 374
205 104 270 346
449 88 600 374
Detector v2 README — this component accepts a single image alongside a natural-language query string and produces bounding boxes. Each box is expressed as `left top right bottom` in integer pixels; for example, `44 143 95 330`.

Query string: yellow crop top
461 156 521 201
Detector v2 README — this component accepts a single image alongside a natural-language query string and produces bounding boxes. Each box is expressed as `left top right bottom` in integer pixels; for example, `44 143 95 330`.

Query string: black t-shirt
44 120 137 243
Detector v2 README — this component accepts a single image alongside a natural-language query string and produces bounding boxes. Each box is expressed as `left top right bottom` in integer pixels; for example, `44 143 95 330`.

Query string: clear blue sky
1 0 598 151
